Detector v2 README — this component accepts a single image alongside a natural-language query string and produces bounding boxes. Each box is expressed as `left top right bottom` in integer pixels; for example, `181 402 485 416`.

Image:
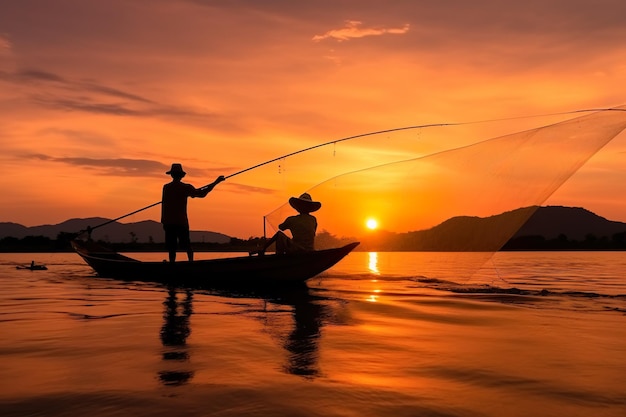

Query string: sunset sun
366 218 379 230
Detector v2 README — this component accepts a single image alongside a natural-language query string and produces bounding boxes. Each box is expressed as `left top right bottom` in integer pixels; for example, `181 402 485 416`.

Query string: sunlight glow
366 218 378 230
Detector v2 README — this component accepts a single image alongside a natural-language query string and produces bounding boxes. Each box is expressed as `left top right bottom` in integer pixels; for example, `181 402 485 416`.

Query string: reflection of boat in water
16 262 48 271
72 239 358 284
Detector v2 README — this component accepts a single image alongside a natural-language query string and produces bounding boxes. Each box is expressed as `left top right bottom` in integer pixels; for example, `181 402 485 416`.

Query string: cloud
0 34 11 51
26 153 169 177
33 97 143 116
2 68 153 102
223 182 277 195
9 69 66 83
0 34 15 72
1 68 233 126
22 153 236 180
82 82 153 104
31 94 227 123
312 20 410 42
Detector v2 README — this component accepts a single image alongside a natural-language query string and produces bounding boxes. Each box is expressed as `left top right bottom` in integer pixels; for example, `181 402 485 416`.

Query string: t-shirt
279 213 317 251
161 181 197 226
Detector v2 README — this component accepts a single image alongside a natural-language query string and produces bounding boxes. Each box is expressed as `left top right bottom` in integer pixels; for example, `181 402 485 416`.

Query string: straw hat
289 193 321 213
166 163 186 177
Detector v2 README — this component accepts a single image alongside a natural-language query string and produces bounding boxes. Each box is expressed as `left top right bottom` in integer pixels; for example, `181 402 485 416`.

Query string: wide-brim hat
166 163 186 176
289 192 321 213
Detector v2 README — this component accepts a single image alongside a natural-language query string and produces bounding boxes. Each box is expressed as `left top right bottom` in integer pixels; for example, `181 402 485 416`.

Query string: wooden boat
71 239 359 285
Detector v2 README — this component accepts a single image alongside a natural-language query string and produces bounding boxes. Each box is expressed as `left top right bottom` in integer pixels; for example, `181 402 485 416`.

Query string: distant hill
512 206 626 241
0 217 231 244
357 206 626 251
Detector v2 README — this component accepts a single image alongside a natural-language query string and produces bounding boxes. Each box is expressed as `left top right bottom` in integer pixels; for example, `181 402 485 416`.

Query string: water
1 251 625 417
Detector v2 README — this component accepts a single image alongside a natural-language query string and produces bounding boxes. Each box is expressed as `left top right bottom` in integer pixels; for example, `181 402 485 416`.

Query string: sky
1 0 625 239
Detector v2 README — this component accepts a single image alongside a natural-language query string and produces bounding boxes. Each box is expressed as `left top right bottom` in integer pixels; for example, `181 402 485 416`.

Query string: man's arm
194 175 225 198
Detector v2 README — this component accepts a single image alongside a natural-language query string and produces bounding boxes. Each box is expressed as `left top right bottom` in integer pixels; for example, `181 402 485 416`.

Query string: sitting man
251 193 321 255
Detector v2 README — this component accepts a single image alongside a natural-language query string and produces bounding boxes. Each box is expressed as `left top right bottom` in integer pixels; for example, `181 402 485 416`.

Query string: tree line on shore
0 233 263 253
1 230 625 252
501 232 626 251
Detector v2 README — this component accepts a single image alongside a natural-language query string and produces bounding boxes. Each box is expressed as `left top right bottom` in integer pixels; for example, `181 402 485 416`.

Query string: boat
71 239 359 285
16 263 48 271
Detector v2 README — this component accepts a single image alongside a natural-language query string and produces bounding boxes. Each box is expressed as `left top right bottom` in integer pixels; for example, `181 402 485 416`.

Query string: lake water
1 251 625 417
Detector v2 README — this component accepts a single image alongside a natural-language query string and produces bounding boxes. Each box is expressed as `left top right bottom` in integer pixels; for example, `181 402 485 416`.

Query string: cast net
249 106 626 280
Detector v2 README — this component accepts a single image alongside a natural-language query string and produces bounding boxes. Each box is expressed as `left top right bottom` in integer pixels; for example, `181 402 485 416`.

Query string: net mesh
259 106 626 279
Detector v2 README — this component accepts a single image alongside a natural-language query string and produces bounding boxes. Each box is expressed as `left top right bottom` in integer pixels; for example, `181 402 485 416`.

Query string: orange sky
1 0 625 238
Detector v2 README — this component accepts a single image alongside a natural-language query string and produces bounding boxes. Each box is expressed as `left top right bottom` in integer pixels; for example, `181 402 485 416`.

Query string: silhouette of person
161 163 224 262
250 193 321 256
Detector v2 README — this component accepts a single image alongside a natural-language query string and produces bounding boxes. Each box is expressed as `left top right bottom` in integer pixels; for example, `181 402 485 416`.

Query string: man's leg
274 232 292 255
178 228 193 261
250 232 277 256
164 225 177 262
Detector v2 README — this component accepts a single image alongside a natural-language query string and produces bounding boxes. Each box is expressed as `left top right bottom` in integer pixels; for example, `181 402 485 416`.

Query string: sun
366 218 378 230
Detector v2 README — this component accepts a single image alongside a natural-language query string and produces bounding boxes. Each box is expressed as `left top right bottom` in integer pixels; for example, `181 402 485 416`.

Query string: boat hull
71 240 359 285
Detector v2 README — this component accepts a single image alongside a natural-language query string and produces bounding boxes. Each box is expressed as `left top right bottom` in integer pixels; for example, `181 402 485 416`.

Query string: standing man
161 163 225 262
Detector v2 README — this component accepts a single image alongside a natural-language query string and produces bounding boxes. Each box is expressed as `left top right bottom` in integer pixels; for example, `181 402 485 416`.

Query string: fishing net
254 106 626 280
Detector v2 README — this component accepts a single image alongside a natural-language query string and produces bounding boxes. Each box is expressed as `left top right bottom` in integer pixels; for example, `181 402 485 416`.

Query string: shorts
163 224 191 252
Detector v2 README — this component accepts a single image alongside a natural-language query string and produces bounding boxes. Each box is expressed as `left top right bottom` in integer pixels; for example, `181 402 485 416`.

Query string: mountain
357 206 626 251
512 206 626 241
0 223 30 238
0 218 231 244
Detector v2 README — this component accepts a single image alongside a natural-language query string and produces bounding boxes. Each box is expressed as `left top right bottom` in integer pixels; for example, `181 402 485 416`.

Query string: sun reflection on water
368 252 379 275
366 295 379 302
366 288 382 303
366 252 381 302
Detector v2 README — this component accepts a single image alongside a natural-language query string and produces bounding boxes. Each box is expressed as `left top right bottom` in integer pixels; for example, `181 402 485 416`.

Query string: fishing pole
75 201 162 238
75 122 456 237
75 106 624 237
221 106 625 181
222 122 454 180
